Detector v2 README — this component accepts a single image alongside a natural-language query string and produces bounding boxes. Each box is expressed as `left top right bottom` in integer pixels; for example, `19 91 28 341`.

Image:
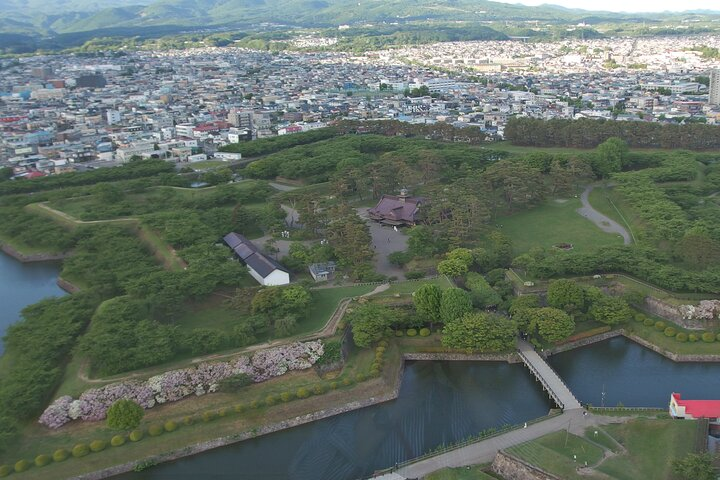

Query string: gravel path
577 185 632 245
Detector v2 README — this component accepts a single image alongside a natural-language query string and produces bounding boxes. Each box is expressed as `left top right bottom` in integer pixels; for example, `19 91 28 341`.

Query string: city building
670 392 720 421
710 69 720 106
368 189 425 227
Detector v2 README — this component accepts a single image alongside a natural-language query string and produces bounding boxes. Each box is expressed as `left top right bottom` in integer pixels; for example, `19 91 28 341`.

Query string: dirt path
577 185 632 245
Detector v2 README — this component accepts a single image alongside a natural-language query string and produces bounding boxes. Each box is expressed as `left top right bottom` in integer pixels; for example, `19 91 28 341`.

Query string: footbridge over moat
516 339 582 411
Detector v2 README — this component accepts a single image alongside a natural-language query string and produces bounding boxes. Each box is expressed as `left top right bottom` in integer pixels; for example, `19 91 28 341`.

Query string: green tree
532 307 575 343
407 225 440 257
446 248 474 267
509 295 540 333
348 303 392 348
441 312 517 352
672 452 716 480
439 288 473 324
106 399 144 430
465 272 501 308
677 226 720 268
588 296 632 325
413 284 442 324
547 279 585 314
437 258 469 278
594 137 628 177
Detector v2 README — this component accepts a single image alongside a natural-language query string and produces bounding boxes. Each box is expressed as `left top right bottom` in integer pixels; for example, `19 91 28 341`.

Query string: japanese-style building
368 189 424 227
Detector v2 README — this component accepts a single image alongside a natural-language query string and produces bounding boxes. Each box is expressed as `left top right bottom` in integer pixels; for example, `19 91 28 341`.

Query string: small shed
223 232 290 286
309 262 337 282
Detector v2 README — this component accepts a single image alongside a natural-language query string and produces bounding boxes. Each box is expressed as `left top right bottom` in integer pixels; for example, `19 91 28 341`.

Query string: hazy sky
492 0 717 13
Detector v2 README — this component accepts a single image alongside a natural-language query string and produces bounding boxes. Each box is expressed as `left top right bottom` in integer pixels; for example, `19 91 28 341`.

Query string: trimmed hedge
265 395 277 406
664 327 676 337
90 439 107 452
72 444 90 458
419 328 431 337
313 384 325 395
182 416 194 426
676 332 688 342
654 321 666 331
342 378 352 386
643 318 654 327
52 449 70 462
407 328 418 337
634 313 647 323
249 400 259 409
14 460 30 473
202 411 215 422
702 332 716 343
164 421 178 432
129 429 144 442
296 388 310 399
0 465 10 477
689 334 699 342
34 454 51 467
233 404 244 413
148 424 164 437
394 330 404 337
356 373 366 382
280 392 293 402
111 435 126 447
218 408 228 417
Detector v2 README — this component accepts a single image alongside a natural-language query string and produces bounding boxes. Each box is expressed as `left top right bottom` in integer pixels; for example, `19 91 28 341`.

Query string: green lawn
497 198 624 255
304 284 377 331
375 276 453 298
188 160 230 170
627 318 720 355
509 418 700 480
508 431 605 479
426 465 496 480
597 419 697 480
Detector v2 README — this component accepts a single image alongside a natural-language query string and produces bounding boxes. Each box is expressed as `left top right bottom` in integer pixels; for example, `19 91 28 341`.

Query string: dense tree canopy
348 303 393 348
441 312 517 352
439 287 473 324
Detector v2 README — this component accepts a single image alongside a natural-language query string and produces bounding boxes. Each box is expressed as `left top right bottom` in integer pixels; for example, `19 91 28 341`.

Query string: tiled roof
223 232 288 277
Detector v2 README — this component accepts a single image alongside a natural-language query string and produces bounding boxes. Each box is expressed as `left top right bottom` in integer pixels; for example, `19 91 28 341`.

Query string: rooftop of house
672 393 720 418
223 232 289 278
368 189 424 224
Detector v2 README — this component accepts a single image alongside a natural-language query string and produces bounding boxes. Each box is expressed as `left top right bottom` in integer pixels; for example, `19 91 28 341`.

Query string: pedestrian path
396 409 586 478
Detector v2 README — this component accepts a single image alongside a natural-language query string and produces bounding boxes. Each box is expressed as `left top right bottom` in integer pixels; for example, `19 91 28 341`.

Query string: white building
710 69 720 106
223 233 290 286
106 110 121 125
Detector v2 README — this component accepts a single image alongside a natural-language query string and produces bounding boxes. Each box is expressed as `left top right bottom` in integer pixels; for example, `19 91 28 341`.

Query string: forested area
504 117 720 150
0 159 175 196
218 128 338 157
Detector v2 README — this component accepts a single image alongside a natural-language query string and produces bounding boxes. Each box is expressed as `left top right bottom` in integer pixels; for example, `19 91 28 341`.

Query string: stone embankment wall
1 243 69 263
625 333 720 362
491 451 562 480
544 330 624 356
57 277 81 294
403 352 520 364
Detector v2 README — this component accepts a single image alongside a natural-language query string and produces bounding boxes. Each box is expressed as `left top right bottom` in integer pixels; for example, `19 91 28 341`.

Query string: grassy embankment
508 418 698 480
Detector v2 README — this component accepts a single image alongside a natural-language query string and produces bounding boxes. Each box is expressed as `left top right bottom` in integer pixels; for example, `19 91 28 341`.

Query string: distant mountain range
0 0 717 37
0 0 706 36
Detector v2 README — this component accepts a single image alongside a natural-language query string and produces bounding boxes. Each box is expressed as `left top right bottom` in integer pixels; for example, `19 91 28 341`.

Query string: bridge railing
516 349 565 410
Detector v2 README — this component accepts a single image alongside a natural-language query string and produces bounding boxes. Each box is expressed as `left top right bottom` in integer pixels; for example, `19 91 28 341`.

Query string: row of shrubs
395 328 432 338
0 344 388 477
634 314 720 343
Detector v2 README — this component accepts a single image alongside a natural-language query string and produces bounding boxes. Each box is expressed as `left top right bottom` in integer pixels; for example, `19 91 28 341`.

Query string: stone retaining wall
1 243 69 263
73 383 403 480
491 451 562 480
403 352 521 364
625 333 720 362
57 277 81 294
544 330 624 356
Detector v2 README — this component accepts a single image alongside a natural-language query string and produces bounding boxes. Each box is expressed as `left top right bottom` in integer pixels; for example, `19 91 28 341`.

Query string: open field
508 418 698 480
497 198 624 254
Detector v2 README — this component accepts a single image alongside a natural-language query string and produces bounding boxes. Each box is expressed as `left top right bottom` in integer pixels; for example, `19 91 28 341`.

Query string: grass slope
497 198 624 255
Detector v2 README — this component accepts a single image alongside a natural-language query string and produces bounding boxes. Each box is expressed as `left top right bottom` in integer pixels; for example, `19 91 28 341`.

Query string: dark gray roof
223 232 289 277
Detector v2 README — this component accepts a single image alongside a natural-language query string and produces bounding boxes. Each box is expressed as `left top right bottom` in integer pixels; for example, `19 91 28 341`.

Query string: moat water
4 256 720 480
0 252 65 354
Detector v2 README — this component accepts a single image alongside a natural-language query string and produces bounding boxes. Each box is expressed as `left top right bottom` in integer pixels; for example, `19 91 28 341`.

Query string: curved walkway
577 185 632 245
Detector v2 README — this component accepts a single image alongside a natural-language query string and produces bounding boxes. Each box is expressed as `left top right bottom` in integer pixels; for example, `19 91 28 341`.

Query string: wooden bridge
516 339 582 411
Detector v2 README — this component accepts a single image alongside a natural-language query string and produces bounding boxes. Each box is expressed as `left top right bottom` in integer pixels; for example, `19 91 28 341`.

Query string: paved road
517 340 582 410
355 208 408 280
396 409 587 478
577 185 632 245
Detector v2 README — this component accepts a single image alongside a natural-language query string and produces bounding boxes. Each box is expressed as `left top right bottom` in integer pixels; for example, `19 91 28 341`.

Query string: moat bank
0 251 65 354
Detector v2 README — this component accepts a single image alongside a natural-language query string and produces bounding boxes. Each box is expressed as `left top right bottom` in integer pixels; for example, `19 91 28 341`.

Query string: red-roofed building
670 393 720 421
